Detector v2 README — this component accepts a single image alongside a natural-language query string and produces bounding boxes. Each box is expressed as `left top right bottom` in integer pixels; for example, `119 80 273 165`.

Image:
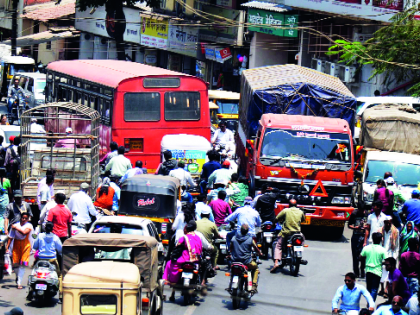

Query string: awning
205 46 232 63
2 30 80 46
241 1 292 13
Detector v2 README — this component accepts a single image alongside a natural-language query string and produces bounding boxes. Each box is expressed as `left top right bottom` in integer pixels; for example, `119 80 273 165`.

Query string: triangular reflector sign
309 180 328 197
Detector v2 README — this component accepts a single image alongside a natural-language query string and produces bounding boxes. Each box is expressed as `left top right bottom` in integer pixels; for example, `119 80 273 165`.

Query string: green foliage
327 4 420 96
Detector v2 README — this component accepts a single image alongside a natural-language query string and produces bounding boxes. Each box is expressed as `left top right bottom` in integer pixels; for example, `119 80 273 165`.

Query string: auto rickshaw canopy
62 234 158 292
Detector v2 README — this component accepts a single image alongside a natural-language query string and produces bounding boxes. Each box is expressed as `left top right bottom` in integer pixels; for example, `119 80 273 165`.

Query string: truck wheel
249 176 255 197
330 226 344 239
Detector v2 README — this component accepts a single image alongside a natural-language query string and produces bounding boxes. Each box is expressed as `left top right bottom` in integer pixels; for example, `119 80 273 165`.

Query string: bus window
90 96 96 109
68 90 73 102
77 92 82 104
83 94 89 106
104 101 110 122
124 92 160 121
164 92 200 121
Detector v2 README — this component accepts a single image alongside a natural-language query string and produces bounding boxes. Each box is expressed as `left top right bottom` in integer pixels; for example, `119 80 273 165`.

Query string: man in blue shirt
402 190 420 227
200 150 221 194
372 296 408 315
332 272 375 313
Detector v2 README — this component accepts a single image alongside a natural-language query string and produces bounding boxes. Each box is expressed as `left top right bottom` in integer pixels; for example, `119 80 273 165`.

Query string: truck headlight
332 197 344 204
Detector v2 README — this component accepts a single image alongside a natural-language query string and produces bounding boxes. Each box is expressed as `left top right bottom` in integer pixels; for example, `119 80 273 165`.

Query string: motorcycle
258 221 274 259
225 252 260 309
200 250 216 288
27 260 59 305
215 224 231 264
174 261 202 305
276 233 308 277
8 94 24 125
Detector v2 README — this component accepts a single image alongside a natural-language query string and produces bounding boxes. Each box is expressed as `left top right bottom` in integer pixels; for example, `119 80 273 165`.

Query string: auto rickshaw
62 234 162 315
208 90 239 132
119 175 180 262
0 56 35 98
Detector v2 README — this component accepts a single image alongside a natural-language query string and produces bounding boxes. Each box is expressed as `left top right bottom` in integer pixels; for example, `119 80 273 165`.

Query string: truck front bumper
275 203 353 227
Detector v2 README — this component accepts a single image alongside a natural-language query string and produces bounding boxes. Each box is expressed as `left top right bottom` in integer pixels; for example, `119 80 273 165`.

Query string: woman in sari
400 221 418 255
163 220 203 302
6 212 33 289
94 177 115 210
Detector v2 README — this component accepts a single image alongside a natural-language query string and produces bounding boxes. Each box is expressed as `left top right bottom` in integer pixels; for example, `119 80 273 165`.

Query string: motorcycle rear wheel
232 279 242 309
289 254 300 277
183 292 192 305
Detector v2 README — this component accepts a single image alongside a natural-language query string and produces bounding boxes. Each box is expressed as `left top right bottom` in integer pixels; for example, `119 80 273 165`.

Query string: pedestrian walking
348 207 367 277
5 212 33 289
399 238 420 296
4 190 32 236
360 232 387 301
364 200 387 246
400 221 419 255
385 177 405 231
0 167 12 233
402 190 420 229
47 191 72 243
374 179 394 215
405 293 420 315
384 257 411 304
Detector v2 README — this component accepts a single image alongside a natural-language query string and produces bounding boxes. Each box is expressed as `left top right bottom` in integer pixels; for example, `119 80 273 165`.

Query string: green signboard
248 9 298 38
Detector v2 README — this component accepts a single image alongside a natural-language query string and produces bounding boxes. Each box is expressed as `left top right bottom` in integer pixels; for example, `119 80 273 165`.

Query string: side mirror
355 170 363 179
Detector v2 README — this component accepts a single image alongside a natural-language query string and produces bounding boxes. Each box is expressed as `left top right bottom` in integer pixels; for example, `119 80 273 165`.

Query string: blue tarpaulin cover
239 65 357 139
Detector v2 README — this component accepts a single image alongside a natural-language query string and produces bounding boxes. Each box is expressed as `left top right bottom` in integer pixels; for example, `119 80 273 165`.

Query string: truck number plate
301 217 311 225
182 272 193 279
294 246 303 252
35 284 47 290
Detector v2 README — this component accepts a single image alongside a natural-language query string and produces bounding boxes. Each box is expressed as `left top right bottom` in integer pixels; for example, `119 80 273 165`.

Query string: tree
76 0 159 60
327 3 420 96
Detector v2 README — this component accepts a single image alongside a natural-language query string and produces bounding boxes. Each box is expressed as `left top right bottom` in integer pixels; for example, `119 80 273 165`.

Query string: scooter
8 94 24 125
276 233 308 277
27 260 59 305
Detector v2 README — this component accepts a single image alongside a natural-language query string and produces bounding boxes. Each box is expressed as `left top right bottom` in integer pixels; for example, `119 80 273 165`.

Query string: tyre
0 261 4 280
232 278 242 310
289 248 300 277
183 292 191 305
270 242 274 260
330 226 344 239
262 240 268 260
249 175 255 197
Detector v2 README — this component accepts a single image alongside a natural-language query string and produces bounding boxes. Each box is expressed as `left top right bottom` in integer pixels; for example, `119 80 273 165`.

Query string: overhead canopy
2 30 79 46
121 175 180 195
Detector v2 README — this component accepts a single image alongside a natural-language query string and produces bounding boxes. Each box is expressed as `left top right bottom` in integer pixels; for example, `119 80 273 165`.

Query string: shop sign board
75 6 141 43
168 23 199 57
248 9 298 38
281 0 404 22
140 16 169 49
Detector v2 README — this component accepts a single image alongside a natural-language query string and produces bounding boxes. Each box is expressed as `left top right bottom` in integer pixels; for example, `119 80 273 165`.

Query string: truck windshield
260 128 351 163
365 160 420 186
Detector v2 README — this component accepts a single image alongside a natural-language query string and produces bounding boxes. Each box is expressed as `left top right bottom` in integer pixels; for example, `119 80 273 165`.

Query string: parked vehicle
236 65 357 238
27 260 59 305
9 72 46 108
62 234 162 315
20 103 100 209
0 56 35 98
119 175 180 263
275 233 308 277
355 104 420 209
46 60 211 172
208 90 239 132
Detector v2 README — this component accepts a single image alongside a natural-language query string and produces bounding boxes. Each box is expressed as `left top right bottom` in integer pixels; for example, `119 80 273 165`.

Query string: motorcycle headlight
332 197 344 204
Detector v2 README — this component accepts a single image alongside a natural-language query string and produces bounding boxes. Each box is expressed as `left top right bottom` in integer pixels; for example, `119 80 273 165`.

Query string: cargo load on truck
238 64 357 142
360 104 420 155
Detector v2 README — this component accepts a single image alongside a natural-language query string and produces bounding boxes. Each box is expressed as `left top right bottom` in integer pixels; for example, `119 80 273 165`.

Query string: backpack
9 146 21 172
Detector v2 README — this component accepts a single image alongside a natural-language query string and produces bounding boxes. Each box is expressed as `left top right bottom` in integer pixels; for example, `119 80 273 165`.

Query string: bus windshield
260 128 351 163
217 101 238 114
365 160 420 186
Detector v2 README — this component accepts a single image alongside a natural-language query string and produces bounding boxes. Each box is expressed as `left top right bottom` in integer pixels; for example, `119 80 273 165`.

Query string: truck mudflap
275 203 353 227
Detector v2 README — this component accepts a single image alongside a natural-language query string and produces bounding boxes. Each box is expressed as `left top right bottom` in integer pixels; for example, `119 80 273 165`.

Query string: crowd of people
333 172 420 314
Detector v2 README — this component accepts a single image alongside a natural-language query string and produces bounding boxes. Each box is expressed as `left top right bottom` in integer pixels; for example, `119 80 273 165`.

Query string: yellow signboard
141 17 169 49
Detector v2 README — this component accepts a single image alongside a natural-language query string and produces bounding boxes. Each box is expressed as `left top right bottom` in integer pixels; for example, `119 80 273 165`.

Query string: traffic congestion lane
0 226 384 314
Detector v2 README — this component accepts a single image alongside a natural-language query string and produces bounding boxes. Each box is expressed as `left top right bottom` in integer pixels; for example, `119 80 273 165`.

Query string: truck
236 64 357 238
356 104 420 209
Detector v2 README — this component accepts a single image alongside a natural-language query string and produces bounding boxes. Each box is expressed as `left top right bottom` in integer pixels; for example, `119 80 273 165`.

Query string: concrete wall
249 32 288 69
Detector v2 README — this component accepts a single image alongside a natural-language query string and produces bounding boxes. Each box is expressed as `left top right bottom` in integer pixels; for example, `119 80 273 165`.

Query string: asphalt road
0 226 387 315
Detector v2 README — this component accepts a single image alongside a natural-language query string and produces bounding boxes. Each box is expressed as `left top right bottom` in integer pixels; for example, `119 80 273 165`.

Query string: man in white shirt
67 182 98 230
364 200 387 246
169 161 196 188
30 118 46 134
211 121 234 147
406 293 420 315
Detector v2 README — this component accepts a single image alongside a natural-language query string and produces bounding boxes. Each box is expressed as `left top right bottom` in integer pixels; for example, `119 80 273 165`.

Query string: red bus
45 60 211 172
